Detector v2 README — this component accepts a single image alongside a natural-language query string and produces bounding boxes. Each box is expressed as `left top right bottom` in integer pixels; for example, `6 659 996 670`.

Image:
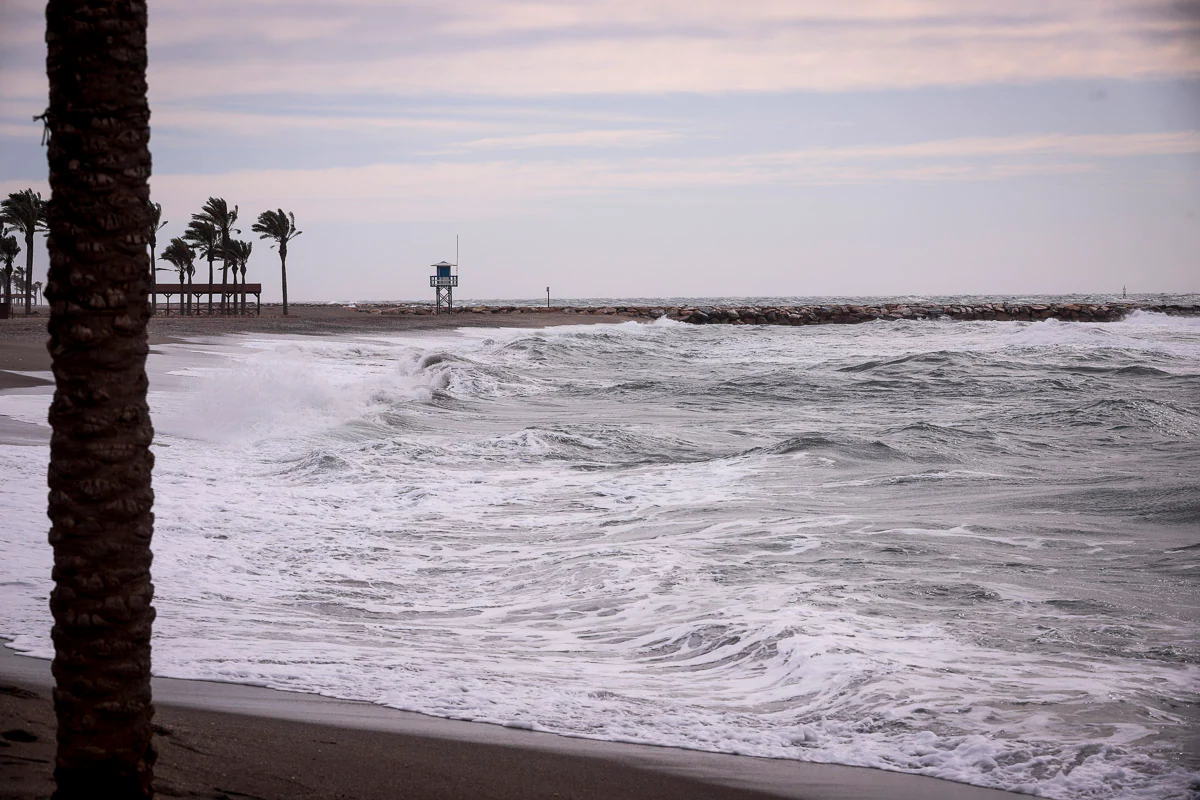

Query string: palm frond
223 239 253 269
147 201 167 247
251 208 301 245
0 234 19 267
183 220 220 259
0 189 48 236
192 197 239 240
160 237 196 271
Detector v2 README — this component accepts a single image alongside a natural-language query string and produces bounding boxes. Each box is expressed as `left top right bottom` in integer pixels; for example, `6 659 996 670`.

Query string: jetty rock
348 302 1197 324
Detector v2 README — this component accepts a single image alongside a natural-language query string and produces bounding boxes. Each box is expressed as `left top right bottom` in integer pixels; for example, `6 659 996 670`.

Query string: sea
1 296 1198 799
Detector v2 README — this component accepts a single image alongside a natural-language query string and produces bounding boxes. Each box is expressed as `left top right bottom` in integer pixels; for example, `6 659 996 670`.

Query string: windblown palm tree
251 209 301 316
161 237 195 316
147 201 166 315
238 243 252 314
222 239 252 315
185 261 196 314
192 198 237 314
44 0 157 796
0 188 48 316
183 219 219 315
0 230 18 319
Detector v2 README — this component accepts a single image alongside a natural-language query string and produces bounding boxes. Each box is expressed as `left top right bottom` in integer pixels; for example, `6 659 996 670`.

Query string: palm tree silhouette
192 198 238 314
239 247 251 314
147 201 167 315
0 229 18 318
0 189 48 316
13 266 27 301
183 219 219 315
161 237 195 315
44 0 157 795
252 209 301 316
224 239 253 315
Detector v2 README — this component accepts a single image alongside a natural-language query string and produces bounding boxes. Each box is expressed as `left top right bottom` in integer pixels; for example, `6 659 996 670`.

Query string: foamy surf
2 313 1197 799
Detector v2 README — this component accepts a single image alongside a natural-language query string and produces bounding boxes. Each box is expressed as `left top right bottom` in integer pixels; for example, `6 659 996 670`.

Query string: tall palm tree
185 261 195 316
161 237 195 316
223 242 238 313
192 198 237 314
183 219 218 315
0 188 48 316
0 230 18 319
224 239 252 315
238 243 252 315
251 209 301 316
147 201 166 315
44 0 157 797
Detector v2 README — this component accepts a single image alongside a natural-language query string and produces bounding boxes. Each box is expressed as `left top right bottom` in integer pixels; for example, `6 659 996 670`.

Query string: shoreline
0 646 1028 799
4 300 1196 387
0 306 642 389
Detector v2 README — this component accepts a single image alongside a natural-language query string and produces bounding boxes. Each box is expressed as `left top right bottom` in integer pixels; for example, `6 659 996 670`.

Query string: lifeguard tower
429 259 458 314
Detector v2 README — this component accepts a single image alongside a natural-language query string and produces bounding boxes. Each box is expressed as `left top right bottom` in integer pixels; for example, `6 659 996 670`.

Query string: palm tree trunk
220 257 228 315
3 268 11 318
207 255 213 315
22 229 34 315
44 1 156 798
230 266 238 315
280 250 288 316
149 243 156 316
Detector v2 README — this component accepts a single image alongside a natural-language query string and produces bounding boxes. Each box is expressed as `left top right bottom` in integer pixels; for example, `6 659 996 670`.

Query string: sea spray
2 312 1198 800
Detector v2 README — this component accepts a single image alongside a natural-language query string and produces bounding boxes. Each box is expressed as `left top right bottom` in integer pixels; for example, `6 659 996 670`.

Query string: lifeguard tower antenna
430 236 459 314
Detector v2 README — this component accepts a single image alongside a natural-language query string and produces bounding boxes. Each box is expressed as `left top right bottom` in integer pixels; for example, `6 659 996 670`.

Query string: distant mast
430 236 459 314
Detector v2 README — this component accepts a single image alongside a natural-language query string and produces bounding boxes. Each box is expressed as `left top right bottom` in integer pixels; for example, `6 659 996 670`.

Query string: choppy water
395 292 1200 308
2 311 1198 799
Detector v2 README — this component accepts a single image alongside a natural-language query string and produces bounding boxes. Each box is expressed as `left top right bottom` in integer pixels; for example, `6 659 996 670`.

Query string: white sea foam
3 314 1198 799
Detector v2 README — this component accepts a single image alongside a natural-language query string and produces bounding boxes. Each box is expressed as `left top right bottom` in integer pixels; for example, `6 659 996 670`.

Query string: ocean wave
1019 398 1198 437
4 313 1199 800
836 350 976 373
750 434 909 463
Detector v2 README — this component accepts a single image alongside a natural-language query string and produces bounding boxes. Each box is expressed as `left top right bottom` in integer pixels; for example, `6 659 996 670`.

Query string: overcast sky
2 0 1198 301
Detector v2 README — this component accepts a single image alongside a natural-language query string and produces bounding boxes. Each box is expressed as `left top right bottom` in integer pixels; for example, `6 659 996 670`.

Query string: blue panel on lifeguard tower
438 264 451 278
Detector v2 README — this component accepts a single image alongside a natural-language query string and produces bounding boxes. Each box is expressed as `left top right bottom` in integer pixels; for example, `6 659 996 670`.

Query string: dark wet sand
0 649 1026 800
0 338 52 390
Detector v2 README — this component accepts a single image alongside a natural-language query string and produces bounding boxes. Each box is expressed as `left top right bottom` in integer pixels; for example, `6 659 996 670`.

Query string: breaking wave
2 311 1199 800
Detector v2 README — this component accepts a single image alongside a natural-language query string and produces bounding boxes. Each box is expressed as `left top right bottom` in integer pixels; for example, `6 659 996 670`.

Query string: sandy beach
0 648 1026 799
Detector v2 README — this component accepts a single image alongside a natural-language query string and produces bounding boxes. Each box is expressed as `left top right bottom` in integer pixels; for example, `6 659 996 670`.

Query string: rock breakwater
353 302 1198 325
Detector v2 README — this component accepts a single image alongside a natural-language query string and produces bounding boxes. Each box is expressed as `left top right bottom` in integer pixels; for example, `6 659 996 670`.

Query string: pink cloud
2 0 1197 105
0 130 1173 223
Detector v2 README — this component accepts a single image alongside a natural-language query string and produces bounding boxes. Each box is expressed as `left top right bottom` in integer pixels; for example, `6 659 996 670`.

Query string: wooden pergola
153 283 262 315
